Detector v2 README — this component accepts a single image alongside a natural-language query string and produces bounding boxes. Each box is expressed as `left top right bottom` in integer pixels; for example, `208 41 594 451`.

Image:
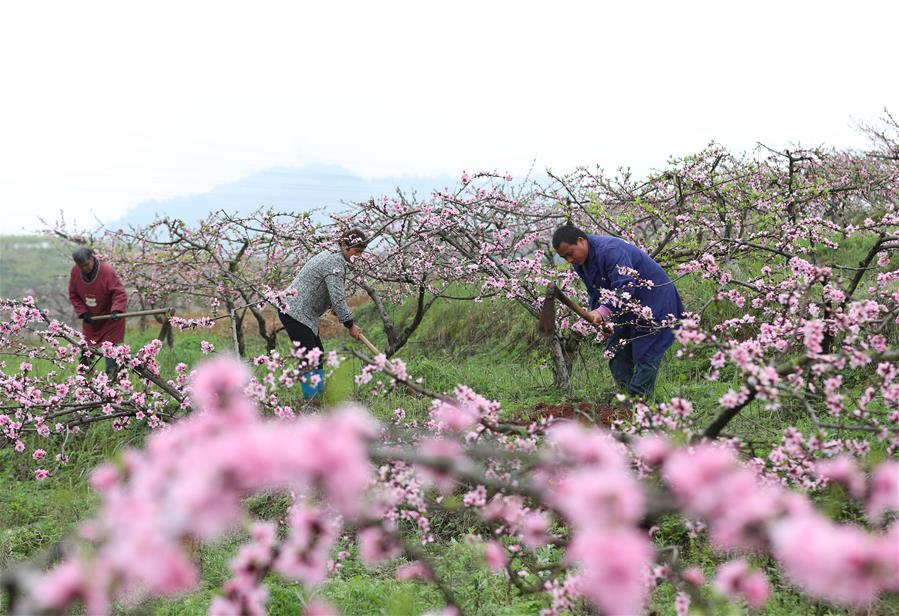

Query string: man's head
72 247 96 275
552 225 589 265
338 228 369 262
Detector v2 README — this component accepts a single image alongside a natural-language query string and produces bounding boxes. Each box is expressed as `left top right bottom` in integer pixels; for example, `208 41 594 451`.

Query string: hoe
539 283 610 337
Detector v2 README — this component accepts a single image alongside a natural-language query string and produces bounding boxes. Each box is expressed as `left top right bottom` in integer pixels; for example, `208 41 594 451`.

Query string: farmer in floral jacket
279 229 367 400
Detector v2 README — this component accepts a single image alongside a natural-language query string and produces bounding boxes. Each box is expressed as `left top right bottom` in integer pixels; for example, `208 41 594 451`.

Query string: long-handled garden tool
90 308 176 346
354 333 421 398
89 308 174 321
357 333 381 356
539 283 610 336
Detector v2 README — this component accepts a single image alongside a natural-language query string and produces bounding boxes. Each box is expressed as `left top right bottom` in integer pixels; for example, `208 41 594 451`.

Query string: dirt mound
521 400 631 427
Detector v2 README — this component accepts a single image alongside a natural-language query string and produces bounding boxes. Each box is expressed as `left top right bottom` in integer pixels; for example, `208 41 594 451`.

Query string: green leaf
323 357 356 406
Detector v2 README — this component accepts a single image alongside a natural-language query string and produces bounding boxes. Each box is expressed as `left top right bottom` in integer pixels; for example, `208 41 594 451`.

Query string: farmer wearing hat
552 224 684 398
278 228 367 400
67 247 128 379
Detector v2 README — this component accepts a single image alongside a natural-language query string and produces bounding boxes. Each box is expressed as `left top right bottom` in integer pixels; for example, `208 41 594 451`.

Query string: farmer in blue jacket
552 224 684 397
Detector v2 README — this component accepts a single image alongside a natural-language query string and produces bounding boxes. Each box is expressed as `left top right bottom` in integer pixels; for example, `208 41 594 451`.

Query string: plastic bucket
300 368 326 400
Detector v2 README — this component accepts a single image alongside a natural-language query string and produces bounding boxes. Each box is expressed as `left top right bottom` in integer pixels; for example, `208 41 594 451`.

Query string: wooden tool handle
357 333 381 356
90 308 174 322
550 285 595 323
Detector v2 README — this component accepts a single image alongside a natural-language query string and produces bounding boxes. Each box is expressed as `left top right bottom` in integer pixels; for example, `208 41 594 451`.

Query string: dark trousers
608 343 662 398
278 312 324 369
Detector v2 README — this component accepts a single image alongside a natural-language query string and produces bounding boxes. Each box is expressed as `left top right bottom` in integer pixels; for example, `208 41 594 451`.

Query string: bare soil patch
512 400 631 427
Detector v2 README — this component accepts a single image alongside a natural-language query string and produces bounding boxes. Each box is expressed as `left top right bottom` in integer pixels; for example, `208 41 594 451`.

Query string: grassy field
0 235 71 298
2 241 898 615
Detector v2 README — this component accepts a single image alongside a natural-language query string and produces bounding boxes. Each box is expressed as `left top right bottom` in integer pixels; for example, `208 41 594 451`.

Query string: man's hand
80 313 93 324
110 311 121 321
586 309 605 325
348 323 363 340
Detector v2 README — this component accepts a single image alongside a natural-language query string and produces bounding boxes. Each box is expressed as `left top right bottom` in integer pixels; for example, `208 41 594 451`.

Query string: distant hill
107 165 457 229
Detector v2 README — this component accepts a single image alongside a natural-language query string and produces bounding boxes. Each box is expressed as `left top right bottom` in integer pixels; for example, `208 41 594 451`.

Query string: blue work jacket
573 235 684 363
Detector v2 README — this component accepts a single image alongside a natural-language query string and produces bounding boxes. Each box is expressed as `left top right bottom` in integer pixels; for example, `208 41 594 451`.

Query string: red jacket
68 260 128 346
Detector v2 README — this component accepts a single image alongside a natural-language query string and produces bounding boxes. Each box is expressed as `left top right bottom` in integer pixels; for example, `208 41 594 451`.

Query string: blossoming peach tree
2 353 896 616
0 297 189 480
2 117 898 614
48 207 328 355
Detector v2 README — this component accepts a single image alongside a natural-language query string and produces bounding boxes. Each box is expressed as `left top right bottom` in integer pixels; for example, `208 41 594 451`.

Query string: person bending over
552 224 684 398
278 229 367 400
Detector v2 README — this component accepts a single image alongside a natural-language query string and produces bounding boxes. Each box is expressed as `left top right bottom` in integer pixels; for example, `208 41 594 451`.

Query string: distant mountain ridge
107 165 456 229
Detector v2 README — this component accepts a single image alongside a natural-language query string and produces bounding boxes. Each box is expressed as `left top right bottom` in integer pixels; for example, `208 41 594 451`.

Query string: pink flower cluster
657 443 899 607
546 422 652 616
713 558 771 609
20 358 378 614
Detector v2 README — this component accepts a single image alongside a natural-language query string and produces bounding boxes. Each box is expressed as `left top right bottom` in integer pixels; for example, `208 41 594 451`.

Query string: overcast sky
0 0 896 234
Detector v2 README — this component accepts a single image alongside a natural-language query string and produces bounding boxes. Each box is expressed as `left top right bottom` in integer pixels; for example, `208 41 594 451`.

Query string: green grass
3 247 899 614
0 235 72 298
